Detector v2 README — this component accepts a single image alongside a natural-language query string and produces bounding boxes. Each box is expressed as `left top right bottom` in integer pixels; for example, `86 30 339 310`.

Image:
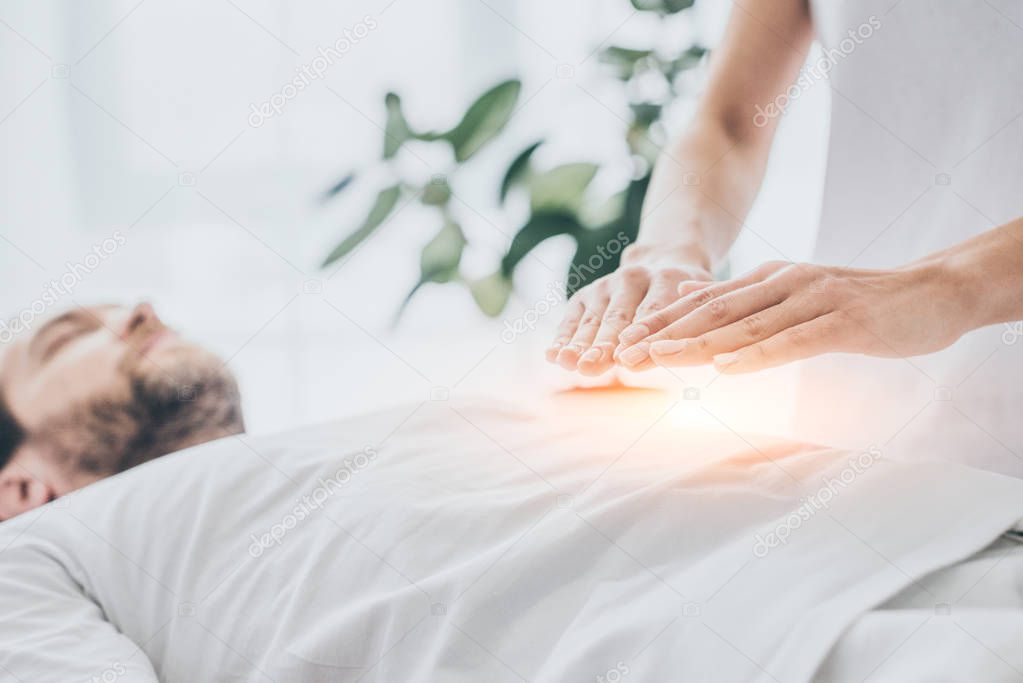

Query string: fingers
578 278 648 376
617 262 801 368
555 294 610 370
546 299 584 363
616 279 755 367
648 295 826 366
635 271 709 321
711 312 848 373
619 270 764 345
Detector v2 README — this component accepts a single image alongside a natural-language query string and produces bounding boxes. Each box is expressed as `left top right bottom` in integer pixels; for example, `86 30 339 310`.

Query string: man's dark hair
0 393 25 472
37 371 244 476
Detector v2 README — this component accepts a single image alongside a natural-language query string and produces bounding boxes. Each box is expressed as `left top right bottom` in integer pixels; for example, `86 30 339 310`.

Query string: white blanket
1 397 1021 682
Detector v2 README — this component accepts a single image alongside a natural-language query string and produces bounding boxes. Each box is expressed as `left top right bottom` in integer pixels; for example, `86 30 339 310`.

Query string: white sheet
816 537 1023 681
1 397 1021 682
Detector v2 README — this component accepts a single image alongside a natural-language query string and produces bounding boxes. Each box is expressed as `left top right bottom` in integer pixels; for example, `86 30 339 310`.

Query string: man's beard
42 341 244 476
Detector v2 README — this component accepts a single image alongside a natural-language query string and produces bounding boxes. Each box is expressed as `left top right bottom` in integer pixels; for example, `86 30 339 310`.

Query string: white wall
0 0 828 434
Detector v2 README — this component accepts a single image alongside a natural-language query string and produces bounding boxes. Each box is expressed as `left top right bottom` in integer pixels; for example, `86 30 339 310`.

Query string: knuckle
705 297 729 321
592 278 613 296
653 266 689 282
636 303 666 317
646 310 671 330
617 265 649 285
602 308 632 325
620 243 644 262
579 312 602 327
757 260 791 277
816 315 844 339
689 287 717 306
787 325 812 347
741 314 764 338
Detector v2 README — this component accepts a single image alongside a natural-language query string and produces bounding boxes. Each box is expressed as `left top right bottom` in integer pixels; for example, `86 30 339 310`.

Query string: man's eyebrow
28 306 112 358
31 311 79 345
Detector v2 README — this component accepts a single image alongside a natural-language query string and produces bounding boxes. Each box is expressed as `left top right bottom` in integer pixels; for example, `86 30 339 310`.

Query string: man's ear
0 448 58 521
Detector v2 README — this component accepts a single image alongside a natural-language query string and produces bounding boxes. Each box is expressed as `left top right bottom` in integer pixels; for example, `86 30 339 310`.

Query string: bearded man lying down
0 303 243 521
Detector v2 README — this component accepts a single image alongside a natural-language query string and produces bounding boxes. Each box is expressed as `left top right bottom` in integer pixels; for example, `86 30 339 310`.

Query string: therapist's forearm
635 116 769 272
926 216 1023 331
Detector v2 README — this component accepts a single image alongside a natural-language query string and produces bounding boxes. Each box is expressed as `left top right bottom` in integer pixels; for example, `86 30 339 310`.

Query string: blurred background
0 0 828 435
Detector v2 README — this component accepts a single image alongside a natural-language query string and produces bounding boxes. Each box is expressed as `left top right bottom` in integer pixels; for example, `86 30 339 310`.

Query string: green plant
320 0 707 317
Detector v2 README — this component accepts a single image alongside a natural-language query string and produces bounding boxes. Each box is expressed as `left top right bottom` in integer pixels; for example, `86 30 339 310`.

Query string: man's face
1 303 203 431
0 303 236 521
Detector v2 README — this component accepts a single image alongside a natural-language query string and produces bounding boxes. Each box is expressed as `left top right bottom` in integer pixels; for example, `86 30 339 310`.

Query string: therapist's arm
614 218 1023 373
547 0 814 375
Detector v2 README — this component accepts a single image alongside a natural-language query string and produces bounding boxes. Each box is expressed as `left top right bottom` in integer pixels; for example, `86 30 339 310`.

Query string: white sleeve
0 541 159 683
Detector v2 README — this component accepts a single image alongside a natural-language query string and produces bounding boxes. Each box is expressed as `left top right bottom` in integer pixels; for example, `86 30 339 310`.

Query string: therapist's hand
546 244 712 376
615 260 970 373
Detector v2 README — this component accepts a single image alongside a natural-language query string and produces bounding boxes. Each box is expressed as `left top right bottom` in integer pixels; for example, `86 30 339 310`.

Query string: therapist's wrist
621 241 713 275
906 254 986 335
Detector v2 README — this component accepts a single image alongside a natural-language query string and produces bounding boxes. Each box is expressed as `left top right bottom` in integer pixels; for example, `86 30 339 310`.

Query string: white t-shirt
794 0 1023 475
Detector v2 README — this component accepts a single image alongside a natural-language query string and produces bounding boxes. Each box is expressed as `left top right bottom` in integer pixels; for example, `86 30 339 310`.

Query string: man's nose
121 302 164 340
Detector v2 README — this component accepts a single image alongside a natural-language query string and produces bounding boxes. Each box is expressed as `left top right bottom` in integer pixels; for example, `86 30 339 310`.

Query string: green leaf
528 162 599 214
599 45 654 80
666 44 708 76
629 102 662 127
419 218 466 283
499 140 543 203
663 0 696 13
320 173 355 202
630 0 694 13
442 79 522 162
321 185 402 267
468 270 513 316
567 225 627 296
383 93 412 159
621 172 651 232
501 211 583 277
395 218 467 318
421 177 452 206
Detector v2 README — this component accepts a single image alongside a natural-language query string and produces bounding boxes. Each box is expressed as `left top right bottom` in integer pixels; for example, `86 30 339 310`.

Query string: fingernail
619 324 649 344
713 352 738 367
580 347 603 363
545 343 563 362
557 345 583 369
650 340 687 355
619 343 650 366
